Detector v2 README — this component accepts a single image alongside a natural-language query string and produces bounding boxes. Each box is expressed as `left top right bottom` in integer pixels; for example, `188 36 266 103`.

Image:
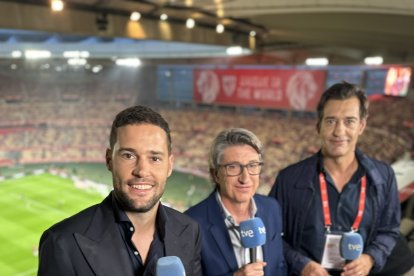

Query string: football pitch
0 171 211 276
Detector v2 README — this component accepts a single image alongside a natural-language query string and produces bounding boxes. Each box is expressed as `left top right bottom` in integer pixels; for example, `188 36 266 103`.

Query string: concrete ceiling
0 0 414 65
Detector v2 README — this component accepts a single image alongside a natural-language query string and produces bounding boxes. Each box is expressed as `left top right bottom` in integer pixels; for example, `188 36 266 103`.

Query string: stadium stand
0 64 413 196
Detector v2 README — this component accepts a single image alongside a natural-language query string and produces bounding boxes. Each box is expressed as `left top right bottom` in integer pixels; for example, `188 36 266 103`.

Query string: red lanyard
319 173 367 232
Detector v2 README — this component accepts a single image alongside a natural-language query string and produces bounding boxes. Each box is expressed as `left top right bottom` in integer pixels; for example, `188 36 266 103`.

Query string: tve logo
340 232 364 260
348 243 362 251
239 218 266 248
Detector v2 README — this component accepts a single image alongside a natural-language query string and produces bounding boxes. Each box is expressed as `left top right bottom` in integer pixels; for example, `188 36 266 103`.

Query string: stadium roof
0 0 414 65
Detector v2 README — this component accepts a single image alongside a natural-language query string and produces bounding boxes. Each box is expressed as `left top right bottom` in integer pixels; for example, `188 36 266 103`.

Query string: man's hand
301 261 330 276
341 254 374 276
234 262 267 276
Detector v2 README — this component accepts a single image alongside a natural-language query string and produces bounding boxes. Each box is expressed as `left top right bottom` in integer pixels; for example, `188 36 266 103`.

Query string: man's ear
167 154 174 177
359 117 367 135
210 168 219 183
105 148 113 171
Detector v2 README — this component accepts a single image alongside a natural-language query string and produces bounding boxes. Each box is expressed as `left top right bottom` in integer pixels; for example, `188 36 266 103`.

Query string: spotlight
216 24 225 34
130 11 141 21
160 14 168 21
364 56 383 65
51 0 64 12
305 57 329 66
186 18 195 29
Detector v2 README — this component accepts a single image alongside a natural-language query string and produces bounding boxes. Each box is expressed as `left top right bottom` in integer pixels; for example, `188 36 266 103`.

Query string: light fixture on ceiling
305 57 329 66
130 11 141 21
115 58 142 67
63 51 89 58
25 50 52 59
67 58 87 66
226 46 243 56
11 51 22 58
160 14 168 21
364 56 383 65
51 0 64 12
216 24 225 34
186 18 195 29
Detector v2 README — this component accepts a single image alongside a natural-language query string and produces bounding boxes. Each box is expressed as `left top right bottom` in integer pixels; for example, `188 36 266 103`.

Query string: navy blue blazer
185 191 287 276
38 192 202 276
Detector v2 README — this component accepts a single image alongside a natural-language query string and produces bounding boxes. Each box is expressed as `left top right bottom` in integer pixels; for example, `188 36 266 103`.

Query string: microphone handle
249 247 257 263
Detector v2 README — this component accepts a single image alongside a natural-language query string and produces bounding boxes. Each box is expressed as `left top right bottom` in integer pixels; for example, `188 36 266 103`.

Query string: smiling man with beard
38 105 202 276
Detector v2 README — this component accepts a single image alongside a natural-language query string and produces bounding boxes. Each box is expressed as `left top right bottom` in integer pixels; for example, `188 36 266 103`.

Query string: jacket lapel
74 194 134 276
206 193 238 269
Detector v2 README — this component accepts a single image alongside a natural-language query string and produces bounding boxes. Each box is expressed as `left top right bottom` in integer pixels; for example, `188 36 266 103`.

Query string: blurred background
0 0 413 275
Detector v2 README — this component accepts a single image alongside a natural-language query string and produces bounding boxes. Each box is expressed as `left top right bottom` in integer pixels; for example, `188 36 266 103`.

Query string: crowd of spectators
0 95 412 193
1 66 413 192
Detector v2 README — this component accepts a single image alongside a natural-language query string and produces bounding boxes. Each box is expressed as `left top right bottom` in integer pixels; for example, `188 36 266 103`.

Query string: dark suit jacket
185 191 287 276
38 192 202 276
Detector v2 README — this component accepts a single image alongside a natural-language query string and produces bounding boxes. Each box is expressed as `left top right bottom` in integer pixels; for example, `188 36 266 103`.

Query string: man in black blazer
38 105 202 276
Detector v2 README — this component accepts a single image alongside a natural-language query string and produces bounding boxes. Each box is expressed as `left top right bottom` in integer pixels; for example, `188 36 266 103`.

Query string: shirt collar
111 192 167 240
215 190 257 225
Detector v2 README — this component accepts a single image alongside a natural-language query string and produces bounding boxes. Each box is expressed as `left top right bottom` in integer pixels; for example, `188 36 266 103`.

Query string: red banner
194 69 326 111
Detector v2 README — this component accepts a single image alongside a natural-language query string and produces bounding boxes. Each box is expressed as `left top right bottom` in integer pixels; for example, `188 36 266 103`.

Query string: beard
113 179 164 213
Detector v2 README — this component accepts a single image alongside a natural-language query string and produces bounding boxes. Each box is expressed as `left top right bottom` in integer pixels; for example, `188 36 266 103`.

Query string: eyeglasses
219 162 263 176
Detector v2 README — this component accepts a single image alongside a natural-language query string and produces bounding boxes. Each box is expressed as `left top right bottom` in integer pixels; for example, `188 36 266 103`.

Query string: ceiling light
249 31 256 37
216 24 225 34
63 51 89 58
51 0 64 12
68 58 87 66
25 50 52 59
305 57 329 66
226 46 243 56
160 14 168 21
186 18 195 29
92 65 103 73
364 56 383 65
130 12 141 21
115 58 142 67
11 51 22 58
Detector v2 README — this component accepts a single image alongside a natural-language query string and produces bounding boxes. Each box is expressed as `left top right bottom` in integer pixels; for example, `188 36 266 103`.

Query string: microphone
239 217 266 263
340 232 364 262
156 256 186 276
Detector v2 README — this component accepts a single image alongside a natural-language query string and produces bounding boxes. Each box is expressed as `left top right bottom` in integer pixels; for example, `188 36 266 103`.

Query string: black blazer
38 192 202 276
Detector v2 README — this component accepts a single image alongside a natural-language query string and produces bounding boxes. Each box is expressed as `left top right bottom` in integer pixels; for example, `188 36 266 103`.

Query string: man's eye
151 156 161 162
326 119 336 125
248 163 259 169
121 152 135 159
346 119 356 125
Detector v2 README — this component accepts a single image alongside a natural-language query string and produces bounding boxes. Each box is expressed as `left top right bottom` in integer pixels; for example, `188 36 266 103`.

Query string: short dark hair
109 105 171 153
316 81 369 131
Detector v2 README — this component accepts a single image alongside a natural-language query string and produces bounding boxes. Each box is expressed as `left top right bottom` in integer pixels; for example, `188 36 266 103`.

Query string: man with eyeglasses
185 128 287 276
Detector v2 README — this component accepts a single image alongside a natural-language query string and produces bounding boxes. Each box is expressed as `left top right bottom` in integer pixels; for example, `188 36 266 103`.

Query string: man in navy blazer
185 128 287 276
38 106 202 276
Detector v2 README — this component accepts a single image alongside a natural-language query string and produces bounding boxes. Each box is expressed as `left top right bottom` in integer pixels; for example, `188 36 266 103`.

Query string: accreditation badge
321 233 346 270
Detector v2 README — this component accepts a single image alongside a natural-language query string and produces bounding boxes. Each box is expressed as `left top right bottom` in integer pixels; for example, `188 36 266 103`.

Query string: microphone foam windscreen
156 256 185 276
239 217 266 248
340 232 364 260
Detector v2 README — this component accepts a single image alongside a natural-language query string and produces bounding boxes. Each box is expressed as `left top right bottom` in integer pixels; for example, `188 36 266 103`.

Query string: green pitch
0 170 211 275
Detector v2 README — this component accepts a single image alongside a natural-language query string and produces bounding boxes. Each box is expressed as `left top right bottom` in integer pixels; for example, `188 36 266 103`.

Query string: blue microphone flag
156 256 186 276
239 217 266 248
340 232 363 261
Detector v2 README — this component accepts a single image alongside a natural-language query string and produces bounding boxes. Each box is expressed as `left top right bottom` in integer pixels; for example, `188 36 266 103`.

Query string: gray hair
208 128 263 185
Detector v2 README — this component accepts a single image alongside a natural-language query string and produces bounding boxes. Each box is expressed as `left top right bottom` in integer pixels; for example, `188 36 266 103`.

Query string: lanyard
319 173 367 232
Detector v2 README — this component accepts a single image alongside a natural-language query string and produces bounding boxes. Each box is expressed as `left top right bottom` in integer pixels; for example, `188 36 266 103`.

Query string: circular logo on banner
286 72 318 110
196 71 219 103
